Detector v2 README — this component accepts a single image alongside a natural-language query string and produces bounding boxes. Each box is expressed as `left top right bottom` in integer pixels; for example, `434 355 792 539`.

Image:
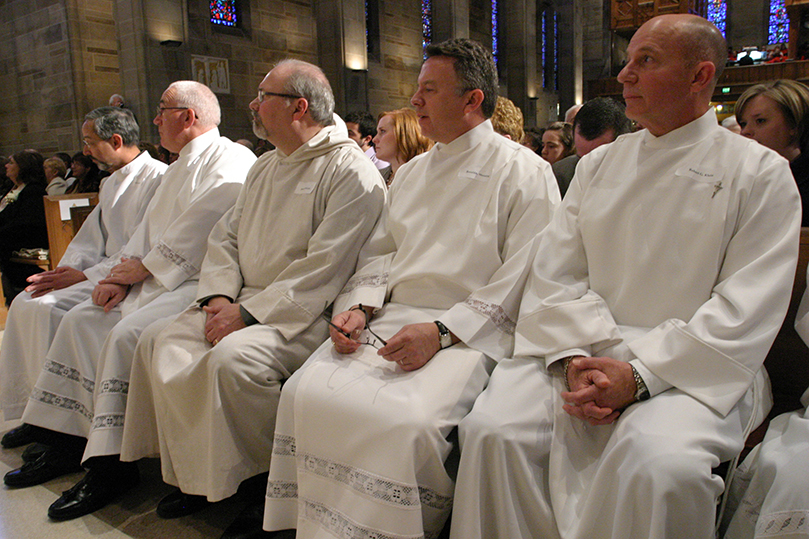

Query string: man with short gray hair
0 106 164 428
120 59 385 525
6 81 256 521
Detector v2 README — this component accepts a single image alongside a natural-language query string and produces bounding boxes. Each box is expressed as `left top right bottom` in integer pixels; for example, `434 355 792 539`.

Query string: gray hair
84 106 140 146
276 59 335 126
425 38 499 118
168 81 222 128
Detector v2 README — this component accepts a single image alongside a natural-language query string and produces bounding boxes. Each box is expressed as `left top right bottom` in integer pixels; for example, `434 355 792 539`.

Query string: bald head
647 14 726 86
167 80 221 129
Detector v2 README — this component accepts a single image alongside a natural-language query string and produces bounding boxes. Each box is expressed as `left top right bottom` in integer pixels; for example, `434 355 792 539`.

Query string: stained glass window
211 0 237 27
554 11 558 91
492 0 499 66
707 0 727 37
769 0 789 44
540 9 546 88
422 0 432 57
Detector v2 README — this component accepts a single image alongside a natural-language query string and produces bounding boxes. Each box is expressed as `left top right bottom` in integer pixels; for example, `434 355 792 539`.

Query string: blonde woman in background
491 96 525 142
736 79 809 225
43 156 69 196
373 108 433 186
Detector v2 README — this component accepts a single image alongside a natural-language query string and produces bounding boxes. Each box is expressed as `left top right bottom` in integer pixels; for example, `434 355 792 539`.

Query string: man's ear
182 108 197 128
691 61 716 94
292 97 310 120
464 88 485 114
109 133 124 151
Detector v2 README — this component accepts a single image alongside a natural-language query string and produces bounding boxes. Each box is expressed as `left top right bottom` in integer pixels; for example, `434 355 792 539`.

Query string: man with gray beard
119 60 385 527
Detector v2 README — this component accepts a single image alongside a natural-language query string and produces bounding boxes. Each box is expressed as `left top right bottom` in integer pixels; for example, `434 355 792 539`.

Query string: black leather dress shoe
48 461 139 521
21 442 49 463
220 499 277 539
156 488 211 519
3 447 83 487
1 424 40 448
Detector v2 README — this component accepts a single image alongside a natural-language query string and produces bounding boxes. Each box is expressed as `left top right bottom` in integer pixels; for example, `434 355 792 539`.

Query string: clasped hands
92 258 151 312
202 296 246 345
561 356 639 426
328 307 440 372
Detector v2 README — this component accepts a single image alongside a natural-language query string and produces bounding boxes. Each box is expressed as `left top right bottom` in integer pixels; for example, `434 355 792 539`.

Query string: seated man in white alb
262 38 560 539
451 14 802 539
720 266 809 539
118 59 386 523
0 106 164 436
4 81 256 522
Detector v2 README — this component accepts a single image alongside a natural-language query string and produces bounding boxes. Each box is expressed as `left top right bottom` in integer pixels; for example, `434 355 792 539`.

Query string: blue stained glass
554 11 558 91
769 0 789 44
492 0 499 66
707 0 726 37
210 0 237 27
541 10 546 88
422 0 432 56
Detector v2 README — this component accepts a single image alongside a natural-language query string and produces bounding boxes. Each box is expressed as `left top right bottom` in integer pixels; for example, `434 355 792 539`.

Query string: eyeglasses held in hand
321 313 388 349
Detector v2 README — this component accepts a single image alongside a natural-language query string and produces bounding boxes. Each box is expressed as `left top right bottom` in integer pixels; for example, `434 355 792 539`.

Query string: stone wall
366 0 425 116
0 0 120 157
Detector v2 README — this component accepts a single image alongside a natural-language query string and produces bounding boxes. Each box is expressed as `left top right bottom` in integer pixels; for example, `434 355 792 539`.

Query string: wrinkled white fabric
20 131 254 457
0 151 165 420
453 110 802 539
119 125 386 501
263 120 560 538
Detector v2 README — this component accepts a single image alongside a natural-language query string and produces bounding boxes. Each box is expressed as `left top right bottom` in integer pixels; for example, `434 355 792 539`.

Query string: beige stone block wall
367 0 425 116
0 0 79 156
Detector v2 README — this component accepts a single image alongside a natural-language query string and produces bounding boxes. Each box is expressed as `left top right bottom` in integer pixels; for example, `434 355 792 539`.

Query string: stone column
433 0 470 42
501 0 538 126
315 0 369 115
555 0 583 119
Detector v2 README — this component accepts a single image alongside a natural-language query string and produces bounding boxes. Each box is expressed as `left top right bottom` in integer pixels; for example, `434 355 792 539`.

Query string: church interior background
1 0 801 158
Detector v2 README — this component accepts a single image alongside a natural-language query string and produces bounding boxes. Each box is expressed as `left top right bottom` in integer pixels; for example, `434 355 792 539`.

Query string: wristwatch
434 321 452 349
630 364 650 402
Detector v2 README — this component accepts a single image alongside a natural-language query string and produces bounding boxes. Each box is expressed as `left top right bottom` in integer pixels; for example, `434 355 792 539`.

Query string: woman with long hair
373 108 433 186
540 121 575 165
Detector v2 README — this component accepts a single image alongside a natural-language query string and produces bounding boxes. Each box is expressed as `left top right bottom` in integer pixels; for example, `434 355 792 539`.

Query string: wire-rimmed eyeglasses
257 89 302 103
155 105 189 116
322 313 388 349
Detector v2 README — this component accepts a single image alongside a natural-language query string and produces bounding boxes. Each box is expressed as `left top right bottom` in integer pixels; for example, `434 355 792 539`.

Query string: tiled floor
0 328 251 539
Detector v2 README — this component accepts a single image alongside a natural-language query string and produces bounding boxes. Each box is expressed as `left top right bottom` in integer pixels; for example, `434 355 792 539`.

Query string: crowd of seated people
1 16 809 539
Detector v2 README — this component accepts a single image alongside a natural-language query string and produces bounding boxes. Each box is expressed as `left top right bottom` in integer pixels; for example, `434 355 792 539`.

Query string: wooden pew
43 193 99 268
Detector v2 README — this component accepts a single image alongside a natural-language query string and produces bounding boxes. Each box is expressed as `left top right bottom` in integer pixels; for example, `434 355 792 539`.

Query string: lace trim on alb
266 480 298 500
156 242 197 275
301 499 426 539
29 388 92 421
272 434 296 456
91 413 125 430
98 378 129 394
464 298 516 335
298 452 452 511
757 510 809 537
42 359 94 393
340 273 388 295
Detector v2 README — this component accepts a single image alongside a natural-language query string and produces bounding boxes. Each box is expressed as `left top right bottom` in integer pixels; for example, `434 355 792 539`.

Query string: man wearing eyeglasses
8 80 256 521
0 105 164 434
118 60 385 528
262 39 560 539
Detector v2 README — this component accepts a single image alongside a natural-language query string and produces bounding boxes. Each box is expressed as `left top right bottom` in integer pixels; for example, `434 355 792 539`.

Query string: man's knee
459 407 510 452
